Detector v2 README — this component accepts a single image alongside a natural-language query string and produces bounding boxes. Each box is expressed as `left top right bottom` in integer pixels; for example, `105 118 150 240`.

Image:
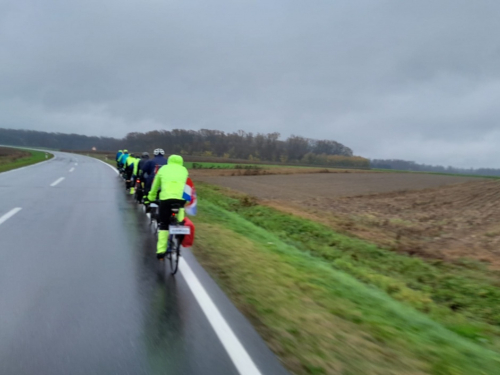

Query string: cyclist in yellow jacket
147 154 188 259
125 153 139 193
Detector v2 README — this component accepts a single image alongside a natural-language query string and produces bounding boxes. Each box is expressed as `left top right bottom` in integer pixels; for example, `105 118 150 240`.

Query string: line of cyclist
115 148 190 259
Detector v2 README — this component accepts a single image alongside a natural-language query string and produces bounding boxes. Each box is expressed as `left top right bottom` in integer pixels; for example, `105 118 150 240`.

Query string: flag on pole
183 178 197 216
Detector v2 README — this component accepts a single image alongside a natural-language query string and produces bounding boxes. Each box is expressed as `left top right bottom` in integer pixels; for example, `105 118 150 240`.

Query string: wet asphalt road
0 152 289 375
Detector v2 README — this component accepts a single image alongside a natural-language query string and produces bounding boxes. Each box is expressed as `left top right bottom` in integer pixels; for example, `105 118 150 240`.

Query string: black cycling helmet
154 148 165 156
142 152 150 158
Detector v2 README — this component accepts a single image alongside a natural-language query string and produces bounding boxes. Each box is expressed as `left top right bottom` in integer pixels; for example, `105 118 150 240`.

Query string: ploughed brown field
195 172 500 268
196 172 484 199
189 167 375 178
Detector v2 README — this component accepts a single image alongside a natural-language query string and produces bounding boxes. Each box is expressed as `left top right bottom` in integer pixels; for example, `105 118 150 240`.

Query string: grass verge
0 147 53 173
190 182 500 374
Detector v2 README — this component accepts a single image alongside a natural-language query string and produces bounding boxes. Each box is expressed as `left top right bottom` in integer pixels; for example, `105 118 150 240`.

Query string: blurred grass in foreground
191 182 500 375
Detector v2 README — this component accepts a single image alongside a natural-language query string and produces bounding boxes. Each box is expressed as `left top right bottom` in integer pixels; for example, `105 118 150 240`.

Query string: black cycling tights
159 199 186 230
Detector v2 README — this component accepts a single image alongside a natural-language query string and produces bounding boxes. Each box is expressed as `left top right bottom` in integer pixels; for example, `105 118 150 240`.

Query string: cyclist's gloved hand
144 197 150 205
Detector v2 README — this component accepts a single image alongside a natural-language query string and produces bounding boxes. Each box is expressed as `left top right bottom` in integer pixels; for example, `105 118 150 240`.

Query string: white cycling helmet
154 148 165 156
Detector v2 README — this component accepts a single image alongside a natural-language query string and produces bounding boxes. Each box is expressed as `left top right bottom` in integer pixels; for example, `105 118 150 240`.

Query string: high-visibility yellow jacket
125 156 137 168
148 155 188 201
125 156 137 176
133 158 140 177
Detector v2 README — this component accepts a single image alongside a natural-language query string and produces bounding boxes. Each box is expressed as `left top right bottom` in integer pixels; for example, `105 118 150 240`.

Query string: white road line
0 208 22 226
92 157 119 175
69 167 75 172
50 177 65 187
179 259 263 375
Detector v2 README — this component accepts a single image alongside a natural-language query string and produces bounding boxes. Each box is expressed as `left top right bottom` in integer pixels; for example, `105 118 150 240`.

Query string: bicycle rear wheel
135 189 142 203
168 236 181 275
149 206 159 235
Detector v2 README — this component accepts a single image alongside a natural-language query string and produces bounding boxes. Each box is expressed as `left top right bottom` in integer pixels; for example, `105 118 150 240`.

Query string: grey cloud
1 0 500 167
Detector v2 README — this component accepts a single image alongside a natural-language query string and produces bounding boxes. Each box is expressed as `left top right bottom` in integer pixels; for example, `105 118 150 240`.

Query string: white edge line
91 157 119 175
69 167 75 172
50 177 65 187
179 259 263 375
0 208 22 226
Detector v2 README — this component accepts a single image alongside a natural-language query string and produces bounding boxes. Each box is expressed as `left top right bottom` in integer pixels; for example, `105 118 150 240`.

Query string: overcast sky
1 0 500 167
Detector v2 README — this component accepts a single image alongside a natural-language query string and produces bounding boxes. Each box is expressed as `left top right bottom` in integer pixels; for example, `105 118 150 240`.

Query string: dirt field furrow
196 172 500 268
196 172 485 200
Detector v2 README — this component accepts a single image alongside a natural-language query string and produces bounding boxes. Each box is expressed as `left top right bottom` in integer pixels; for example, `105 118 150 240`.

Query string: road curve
0 151 289 375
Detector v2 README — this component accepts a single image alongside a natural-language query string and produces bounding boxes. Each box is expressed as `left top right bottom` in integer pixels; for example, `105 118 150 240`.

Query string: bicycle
165 202 190 275
134 179 144 204
118 166 127 180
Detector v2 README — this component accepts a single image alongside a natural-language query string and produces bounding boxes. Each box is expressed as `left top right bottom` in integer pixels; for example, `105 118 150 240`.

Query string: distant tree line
0 127 368 168
371 159 500 177
0 128 119 151
123 129 356 161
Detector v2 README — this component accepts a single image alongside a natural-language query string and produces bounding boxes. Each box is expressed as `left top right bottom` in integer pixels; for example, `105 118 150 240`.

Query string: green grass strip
192 198 500 374
196 183 500 343
0 149 53 173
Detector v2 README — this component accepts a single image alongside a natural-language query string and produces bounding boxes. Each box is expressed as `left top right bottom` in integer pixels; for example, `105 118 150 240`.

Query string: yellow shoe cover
157 230 169 254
